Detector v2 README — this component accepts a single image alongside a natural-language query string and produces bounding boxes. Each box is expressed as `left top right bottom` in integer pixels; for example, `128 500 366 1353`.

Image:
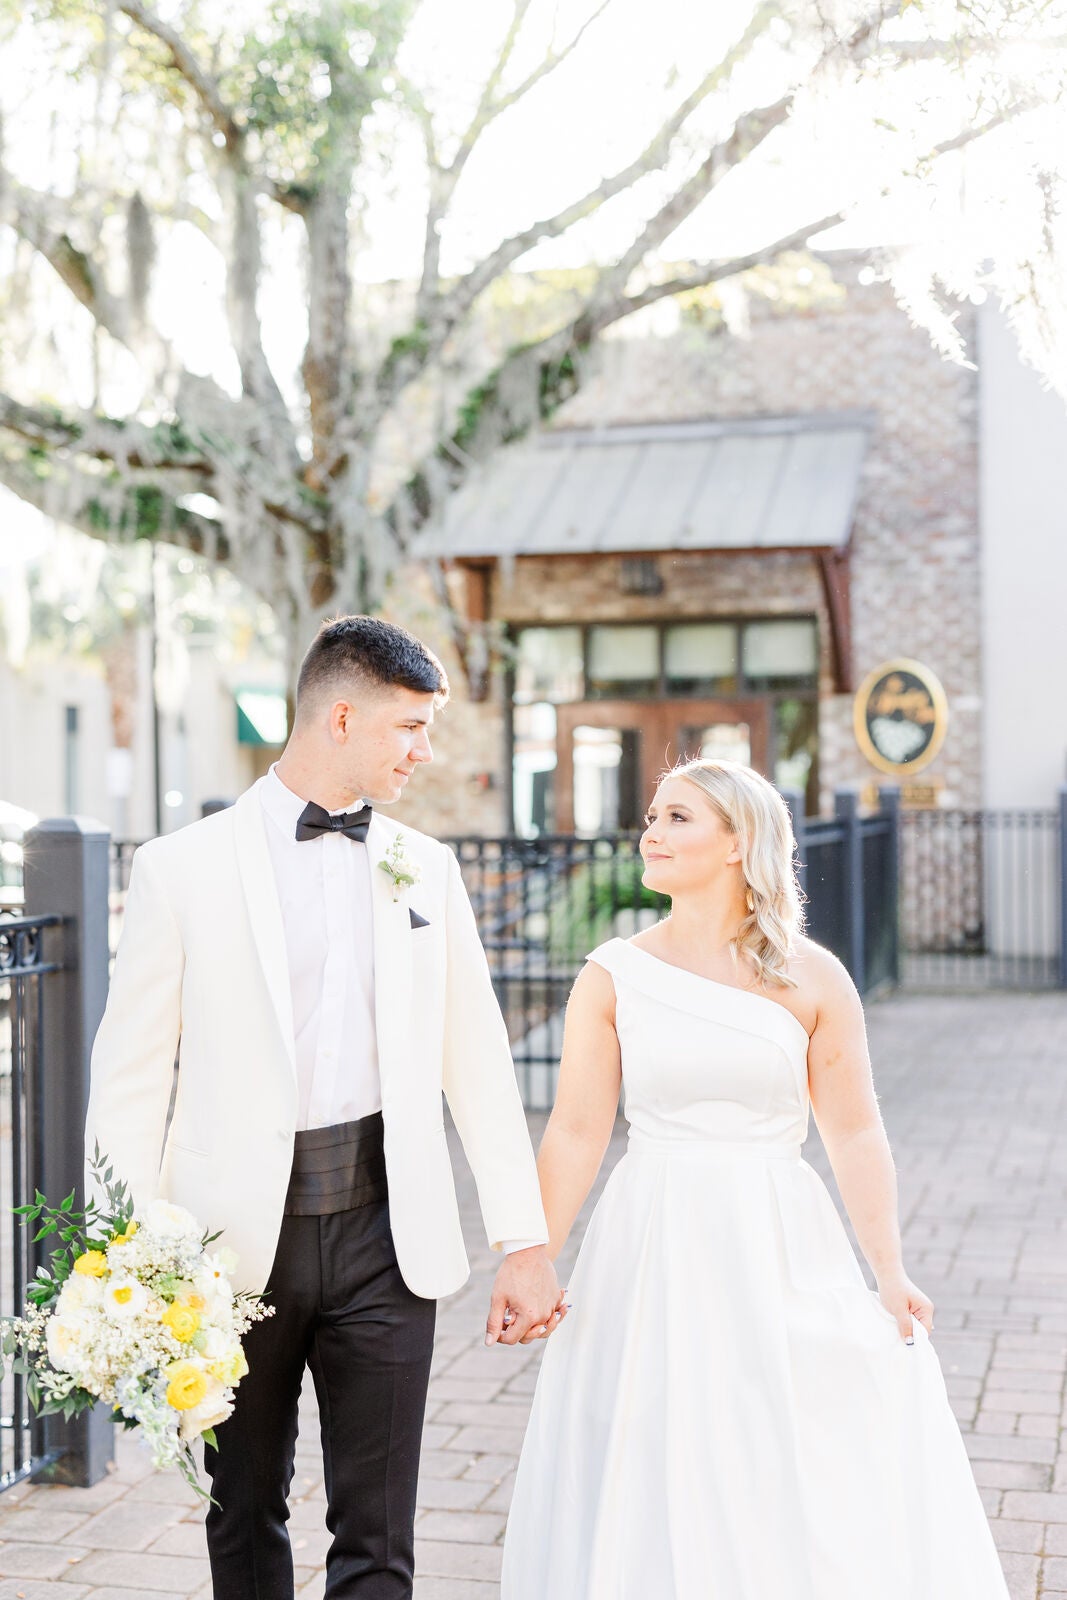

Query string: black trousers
204 1202 436 1600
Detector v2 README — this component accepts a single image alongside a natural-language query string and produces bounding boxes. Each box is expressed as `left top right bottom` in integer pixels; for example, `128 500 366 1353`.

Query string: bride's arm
806 946 933 1340
537 962 623 1261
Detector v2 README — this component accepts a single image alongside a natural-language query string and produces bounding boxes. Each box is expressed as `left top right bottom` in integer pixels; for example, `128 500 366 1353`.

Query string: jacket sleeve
84 843 184 1214
440 848 548 1252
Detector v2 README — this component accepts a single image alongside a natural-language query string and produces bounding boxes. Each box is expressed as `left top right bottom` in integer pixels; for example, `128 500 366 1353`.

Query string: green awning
236 688 288 747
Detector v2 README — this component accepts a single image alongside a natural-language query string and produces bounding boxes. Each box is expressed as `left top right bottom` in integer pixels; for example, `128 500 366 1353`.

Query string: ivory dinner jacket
85 781 548 1297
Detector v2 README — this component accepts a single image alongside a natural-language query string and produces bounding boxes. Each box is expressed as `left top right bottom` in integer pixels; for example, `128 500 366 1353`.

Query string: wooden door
555 699 769 834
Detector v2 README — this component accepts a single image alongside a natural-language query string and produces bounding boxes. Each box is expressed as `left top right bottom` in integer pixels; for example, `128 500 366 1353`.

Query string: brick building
405 265 991 837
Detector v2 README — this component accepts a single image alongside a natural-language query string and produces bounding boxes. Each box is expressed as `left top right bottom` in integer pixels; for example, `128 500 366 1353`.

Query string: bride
501 759 1007 1599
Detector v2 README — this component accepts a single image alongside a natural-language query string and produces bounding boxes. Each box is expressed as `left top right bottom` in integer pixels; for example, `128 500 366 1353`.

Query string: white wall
978 305 1067 808
0 655 113 826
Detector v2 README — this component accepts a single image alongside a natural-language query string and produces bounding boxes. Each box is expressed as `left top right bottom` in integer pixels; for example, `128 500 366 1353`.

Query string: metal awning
418 412 873 559
235 688 288 747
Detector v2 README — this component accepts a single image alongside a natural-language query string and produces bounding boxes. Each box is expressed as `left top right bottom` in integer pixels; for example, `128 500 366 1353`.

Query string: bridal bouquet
2 1147 272 1494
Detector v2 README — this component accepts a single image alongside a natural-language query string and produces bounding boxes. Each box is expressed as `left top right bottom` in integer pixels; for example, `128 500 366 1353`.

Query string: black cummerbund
283 1112 388 1217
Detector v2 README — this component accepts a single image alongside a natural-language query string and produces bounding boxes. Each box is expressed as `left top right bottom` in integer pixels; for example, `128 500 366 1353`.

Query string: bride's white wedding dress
501 938 1008 1599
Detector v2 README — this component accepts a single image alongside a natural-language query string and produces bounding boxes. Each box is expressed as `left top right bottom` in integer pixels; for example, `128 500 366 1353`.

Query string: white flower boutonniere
378 836 421 902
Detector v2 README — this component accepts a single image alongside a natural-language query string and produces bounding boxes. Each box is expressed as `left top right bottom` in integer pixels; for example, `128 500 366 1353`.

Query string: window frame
506 616 822 827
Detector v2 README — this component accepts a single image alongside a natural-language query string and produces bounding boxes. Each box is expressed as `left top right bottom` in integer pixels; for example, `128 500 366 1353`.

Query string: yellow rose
162 1302 202 1343
111 1221 138 1246
185 1293 207 1312
73 1250 108 1278
166 1362 208 1412
209 1347 249 1386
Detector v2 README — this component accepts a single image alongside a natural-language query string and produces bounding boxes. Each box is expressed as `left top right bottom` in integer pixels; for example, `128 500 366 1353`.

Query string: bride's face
639 776 742 898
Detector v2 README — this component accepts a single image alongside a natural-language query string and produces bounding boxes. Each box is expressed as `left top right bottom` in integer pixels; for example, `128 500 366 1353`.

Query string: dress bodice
587 938 811 1150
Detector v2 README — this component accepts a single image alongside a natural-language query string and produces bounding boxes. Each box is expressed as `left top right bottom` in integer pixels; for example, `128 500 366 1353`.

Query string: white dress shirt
260 766 381 1130
259 767 541 1256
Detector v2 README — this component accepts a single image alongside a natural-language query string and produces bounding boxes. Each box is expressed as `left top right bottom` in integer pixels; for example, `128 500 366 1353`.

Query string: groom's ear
409 908 430 929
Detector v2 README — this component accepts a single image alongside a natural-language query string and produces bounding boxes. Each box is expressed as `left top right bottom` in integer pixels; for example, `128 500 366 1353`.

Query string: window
774 698 819 810
741 620 818 690
572 725 641 834
664 624 738 695
587 625 659 698
514 627 583 705
513 702 558 836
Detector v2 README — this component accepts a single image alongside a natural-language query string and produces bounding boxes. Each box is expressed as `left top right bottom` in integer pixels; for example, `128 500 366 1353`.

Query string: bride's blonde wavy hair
669 758 805 989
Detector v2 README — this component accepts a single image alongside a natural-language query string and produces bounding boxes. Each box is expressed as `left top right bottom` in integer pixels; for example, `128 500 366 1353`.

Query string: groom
86 615 560 1598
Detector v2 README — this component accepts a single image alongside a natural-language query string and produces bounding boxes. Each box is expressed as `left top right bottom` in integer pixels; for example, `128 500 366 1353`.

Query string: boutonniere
378 835 421 902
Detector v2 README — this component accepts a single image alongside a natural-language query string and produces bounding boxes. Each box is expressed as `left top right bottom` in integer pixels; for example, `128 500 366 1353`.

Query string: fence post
877 785 902 987
778 786 808 903
23 817 115 1486
834 787 866 994
1059 789 1067 990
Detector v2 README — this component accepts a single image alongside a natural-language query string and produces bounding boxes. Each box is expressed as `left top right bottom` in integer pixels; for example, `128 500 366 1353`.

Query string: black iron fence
448 786 900 1109
0 915 62 1488
449 834 669 1109
797 788 900 997
899 806 1063 990
0 822 115 1493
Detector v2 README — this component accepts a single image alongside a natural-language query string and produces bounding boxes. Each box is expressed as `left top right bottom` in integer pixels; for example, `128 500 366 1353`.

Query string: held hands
486 1247 568 1348
877 1270 934 1344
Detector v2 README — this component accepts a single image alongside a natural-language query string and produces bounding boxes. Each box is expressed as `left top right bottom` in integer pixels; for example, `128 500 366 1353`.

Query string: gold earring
745 887 755 913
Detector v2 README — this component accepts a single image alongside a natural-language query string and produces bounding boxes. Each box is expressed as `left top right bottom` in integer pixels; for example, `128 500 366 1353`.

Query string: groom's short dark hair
296 615 450 714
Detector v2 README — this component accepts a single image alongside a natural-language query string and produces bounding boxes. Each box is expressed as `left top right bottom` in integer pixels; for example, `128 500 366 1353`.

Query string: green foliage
546 849 667 964
11 1145 134 1313
678 252 846 333
380 322 431 389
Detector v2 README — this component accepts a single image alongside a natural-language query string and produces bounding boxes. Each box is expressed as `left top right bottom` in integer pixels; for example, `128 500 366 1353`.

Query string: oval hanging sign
853 659 948 776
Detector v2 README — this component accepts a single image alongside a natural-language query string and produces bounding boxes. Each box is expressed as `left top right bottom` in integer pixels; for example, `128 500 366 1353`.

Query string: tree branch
0 448 230 560
3 175 131 346
392 0 782 399
412 0 613 331
588 92 793 314
605 212 847 321
117 0 242 151
481 0 613 125
0 389 327 535
0 394 212 473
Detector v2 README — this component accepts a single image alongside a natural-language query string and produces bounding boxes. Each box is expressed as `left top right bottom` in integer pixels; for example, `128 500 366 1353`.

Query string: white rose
142 1199 201 1241
177 1378 233 1442
46 1313 88 1374
58 1274 102 1314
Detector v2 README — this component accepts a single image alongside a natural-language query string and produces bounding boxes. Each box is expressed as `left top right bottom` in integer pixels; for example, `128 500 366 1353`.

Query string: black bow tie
295 799 373 844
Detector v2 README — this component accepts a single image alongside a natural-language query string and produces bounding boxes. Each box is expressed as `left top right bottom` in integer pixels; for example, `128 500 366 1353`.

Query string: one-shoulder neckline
605 938 813 1052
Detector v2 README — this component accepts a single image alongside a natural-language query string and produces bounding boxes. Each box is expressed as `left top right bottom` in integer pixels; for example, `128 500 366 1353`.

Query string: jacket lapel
233 782 297 1077
367 813 412 1095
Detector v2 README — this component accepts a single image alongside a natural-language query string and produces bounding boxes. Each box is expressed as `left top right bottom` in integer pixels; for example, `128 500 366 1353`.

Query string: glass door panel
556 700 770 833
662 700 768 779
556 704 646 834
680 722 752 766
572 725 641 834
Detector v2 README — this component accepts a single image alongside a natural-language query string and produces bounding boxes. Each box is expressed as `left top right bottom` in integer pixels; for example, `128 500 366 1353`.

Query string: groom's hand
485 1247 564 1348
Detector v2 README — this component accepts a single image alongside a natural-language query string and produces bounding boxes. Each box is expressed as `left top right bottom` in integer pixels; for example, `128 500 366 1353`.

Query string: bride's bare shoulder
571 953 619 1011
787 936 860 1006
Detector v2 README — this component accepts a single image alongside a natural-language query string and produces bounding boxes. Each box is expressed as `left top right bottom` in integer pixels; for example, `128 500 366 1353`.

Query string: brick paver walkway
0 990 1064 1598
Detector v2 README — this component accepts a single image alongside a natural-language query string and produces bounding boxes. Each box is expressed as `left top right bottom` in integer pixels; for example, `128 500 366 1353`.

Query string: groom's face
333 684 436 804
